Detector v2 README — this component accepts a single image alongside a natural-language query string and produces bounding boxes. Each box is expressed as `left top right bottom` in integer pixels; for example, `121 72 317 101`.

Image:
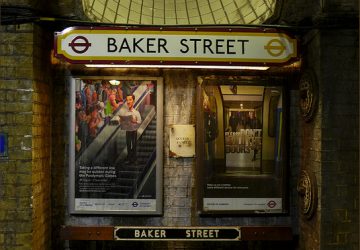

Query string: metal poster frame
69 76 163 215
196 76 288 215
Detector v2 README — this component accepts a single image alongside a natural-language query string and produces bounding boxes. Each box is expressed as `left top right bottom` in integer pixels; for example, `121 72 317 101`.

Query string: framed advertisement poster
196 77 287 214
69 76 163 214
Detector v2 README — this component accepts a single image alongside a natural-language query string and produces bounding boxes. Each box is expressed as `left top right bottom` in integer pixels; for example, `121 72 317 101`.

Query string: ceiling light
109 80 120 85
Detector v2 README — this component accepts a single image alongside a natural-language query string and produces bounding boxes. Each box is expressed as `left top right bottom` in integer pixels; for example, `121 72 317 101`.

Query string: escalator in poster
75 80 157 200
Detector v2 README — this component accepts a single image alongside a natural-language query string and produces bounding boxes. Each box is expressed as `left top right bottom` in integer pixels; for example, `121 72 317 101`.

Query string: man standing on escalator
120 94 142 164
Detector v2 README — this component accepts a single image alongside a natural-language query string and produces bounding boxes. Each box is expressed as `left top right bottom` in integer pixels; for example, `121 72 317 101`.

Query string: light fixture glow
109 80 120 85
85 64 270 70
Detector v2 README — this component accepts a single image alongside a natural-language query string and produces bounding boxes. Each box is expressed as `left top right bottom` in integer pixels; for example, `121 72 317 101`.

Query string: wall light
85 64 270 70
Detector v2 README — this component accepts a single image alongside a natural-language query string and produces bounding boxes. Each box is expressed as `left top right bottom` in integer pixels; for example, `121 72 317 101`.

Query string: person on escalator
120 94 142 164
88 106 102 139
109 88 120 111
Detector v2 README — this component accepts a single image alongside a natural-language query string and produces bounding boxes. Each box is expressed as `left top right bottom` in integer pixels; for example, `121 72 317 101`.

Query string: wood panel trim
60 225 292 241
60 226 114 240
240 226 292 241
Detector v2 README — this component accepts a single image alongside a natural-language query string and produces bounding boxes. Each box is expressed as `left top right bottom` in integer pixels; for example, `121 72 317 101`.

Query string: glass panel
176 10 188 18
82 0 277 25
141 15 153 24
107 0 118 10
104 9 116 22
153 17 164 24
227 10 241 23
166 10 176 18
115 14 128 23
253 1 268 16
215 17 231 24
177 18 190 24
188 9 200 18
130 2 141 12
165 2 175 10
153 8 164 18
186 0 198 9
201 13 215 24
223 2 237 13
70 77 164 215
197 80 286 214
213 8 226 18
165 18 177 24
176 1 187 10
221 0 234 5
210 1 222 10
189 16 201 23
199 5 211 15
244 11 257 23
131 0 143 4
143 0 154 7
154 0 164 9
118 5 130 15
93 1 105 14
142 7 153 15
128 11 141 22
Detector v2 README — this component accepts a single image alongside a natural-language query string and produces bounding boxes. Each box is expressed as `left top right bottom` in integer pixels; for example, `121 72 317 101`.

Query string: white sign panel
203 198 282 212
55 27 297 65
169 124 196 158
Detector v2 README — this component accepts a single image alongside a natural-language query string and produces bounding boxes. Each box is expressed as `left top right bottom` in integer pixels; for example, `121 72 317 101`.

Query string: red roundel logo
68 36 92 54
267 200 277 208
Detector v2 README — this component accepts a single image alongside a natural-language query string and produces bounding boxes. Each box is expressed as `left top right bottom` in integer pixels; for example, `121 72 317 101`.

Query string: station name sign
114 227 241 241
54 27 298 66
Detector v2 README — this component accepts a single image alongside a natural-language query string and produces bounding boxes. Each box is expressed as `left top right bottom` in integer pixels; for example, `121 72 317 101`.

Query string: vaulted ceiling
82 0 277 25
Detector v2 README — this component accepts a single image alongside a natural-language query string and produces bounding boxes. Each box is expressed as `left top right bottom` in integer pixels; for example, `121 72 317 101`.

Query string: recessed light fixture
85 64 270 70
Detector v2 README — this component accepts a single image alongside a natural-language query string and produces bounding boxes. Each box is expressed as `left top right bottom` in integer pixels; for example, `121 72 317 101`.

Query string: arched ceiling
82 0 277 25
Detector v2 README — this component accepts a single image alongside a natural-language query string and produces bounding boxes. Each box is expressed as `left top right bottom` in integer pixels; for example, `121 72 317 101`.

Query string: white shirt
119 106 142 131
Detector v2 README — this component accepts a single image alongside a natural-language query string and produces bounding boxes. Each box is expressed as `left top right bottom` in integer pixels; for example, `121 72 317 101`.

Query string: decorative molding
297 170 317 219
299 69 318 122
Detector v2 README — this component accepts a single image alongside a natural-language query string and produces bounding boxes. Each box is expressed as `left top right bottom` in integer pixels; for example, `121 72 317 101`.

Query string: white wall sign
55 27 298 66
169 124 195 158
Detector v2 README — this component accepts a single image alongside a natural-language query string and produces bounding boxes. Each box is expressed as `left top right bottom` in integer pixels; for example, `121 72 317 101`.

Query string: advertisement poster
197 80 286 214
69 77 163 214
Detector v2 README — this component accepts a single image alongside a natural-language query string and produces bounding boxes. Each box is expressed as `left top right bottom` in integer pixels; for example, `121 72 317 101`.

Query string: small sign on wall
0 133 8 159
114 226 240 241
169 125 195 158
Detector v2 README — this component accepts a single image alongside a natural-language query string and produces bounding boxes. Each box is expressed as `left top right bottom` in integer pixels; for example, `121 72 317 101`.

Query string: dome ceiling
82 0 276 25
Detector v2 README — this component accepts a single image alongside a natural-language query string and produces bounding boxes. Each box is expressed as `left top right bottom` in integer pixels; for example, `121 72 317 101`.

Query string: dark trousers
126 130 137 161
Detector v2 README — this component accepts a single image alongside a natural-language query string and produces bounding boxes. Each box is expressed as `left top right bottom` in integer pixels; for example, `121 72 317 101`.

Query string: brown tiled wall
296 28 359 250
319 29 358 250
32 80 51 250
0 23 53 249
0 24 35 250
32 25 53 250
50 66 69 250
